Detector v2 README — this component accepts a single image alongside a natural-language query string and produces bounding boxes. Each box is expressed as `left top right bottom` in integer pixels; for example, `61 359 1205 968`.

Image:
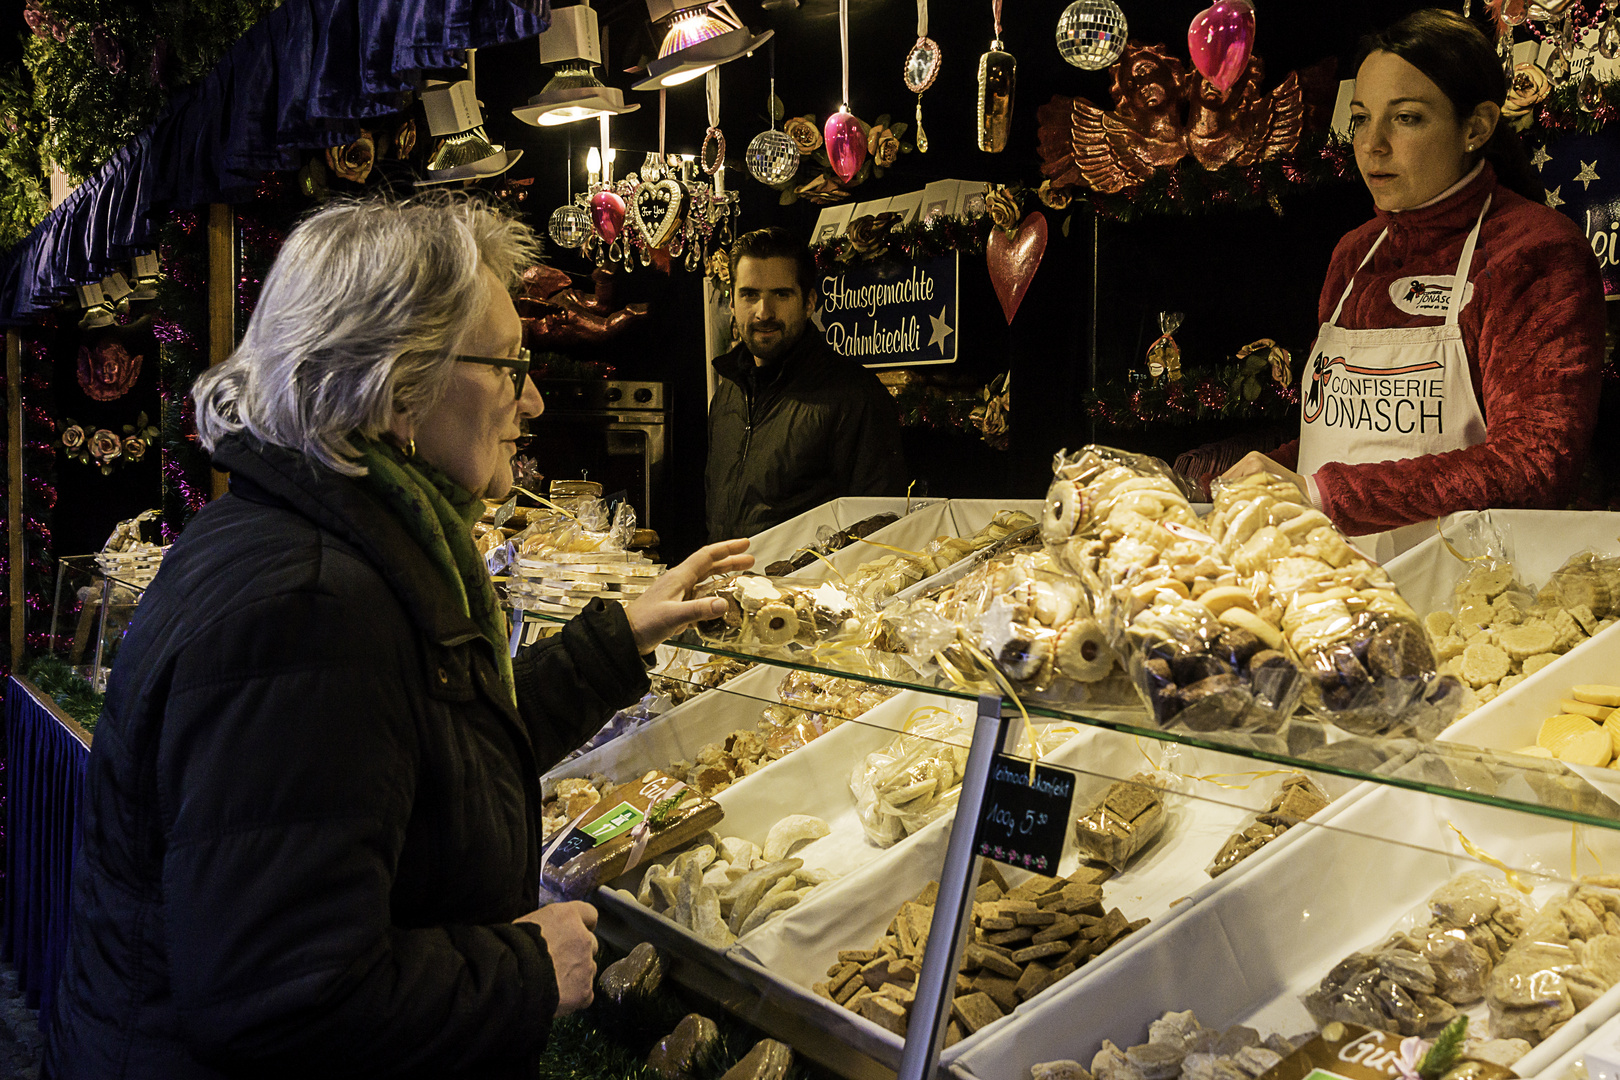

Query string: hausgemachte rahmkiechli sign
813 254 959 367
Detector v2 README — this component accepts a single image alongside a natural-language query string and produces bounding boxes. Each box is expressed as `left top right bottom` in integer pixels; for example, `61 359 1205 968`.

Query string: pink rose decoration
77 340 143 401
89 429 123 461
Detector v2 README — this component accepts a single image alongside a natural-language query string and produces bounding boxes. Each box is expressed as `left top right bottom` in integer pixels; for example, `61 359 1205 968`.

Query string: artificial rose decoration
845 212 902 255
784 116 823 154
77 339 143 401
89 429 123 461
326 132 376 183
708 250 731 288
1503 63 1551 130
873 130 901 169
1036 180 1071 210
22 0 48 38
123 436 148 462
394 118 417 159
985 186 1021 232
90 25 125 75
59 424 85 450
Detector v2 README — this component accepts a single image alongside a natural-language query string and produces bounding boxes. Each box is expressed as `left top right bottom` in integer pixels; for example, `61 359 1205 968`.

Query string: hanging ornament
904 0 941 153
591 189 626 243
987 211 1047 323
1602 0 1620 59
549 204 591 247
1056 0 1128 71
747 45 801 185
825 0 867 182
977 0 1016 153
1188 0 1256 94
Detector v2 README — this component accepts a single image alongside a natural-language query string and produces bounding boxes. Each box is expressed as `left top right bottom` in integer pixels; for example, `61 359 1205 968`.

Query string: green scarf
352 437 515 708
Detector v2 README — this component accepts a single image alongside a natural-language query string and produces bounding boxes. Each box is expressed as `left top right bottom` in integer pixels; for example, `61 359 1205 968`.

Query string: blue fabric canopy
0 0 550 325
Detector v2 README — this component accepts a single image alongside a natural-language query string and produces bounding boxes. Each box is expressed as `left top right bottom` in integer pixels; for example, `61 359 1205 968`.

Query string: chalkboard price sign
974 755 1076 872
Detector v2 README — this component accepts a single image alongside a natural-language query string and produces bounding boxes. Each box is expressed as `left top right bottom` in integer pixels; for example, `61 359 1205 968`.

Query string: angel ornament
1187 55 1303 169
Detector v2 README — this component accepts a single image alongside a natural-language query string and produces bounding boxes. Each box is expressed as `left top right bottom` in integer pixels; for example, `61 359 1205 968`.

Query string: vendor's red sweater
1272 163 1605 536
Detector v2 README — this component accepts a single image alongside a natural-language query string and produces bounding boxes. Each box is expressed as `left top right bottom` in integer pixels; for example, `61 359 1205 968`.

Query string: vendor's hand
517 901 598 1015
1221 451 1311 501
624 539 754 654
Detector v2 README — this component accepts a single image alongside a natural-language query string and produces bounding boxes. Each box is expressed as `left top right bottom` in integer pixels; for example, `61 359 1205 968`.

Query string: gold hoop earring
406 438 417 458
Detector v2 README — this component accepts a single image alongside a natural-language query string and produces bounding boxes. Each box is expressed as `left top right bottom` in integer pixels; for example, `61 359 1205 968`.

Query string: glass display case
47 553 158 691
514 491 1620 1080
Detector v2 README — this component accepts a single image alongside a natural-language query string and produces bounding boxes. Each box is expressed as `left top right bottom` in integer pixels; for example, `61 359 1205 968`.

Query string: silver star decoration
1531 144 1553 172
927 305 955 354
1576 160 1602 190
1545 185 1565 209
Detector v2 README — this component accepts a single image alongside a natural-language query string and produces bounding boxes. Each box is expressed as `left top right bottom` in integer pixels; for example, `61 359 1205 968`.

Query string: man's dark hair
1356 9 1541 202
729 226 817 303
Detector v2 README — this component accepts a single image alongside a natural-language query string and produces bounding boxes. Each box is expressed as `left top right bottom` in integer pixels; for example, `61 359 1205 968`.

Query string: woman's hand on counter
1221 452 1315 505
624 539 754 654
517 900 599 1015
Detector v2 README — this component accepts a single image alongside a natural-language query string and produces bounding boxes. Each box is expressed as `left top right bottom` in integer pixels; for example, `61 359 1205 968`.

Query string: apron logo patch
1303 352 1446 432
1389 275 1474 316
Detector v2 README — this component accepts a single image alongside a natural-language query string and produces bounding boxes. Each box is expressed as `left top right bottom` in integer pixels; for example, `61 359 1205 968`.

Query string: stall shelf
532 500 1620 1080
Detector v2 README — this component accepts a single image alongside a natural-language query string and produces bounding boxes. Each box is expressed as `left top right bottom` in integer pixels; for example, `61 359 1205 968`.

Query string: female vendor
1225 8 1606 561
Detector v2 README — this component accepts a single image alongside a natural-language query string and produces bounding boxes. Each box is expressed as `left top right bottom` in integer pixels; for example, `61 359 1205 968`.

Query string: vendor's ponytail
1358 9 1544 204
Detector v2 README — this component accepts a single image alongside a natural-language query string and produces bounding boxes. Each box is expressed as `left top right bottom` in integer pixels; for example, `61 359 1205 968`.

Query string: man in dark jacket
705 227 906 542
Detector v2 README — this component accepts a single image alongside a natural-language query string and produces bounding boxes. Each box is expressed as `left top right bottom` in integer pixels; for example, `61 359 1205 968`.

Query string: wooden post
8 330 25 671
207 203 236 499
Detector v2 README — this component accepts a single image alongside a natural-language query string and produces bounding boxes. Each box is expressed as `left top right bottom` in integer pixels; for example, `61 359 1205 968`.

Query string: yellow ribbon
1573 822 1606 882
960 641 1040 783
510 485 583 522
855 537 931 561
802 548 849 583
1131 737 1295 790
1436 520 1492 566
1448 822 1535 894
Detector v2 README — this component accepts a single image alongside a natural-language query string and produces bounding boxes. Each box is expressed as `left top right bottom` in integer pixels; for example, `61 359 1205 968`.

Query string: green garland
21 653 104 731
0 68 50 251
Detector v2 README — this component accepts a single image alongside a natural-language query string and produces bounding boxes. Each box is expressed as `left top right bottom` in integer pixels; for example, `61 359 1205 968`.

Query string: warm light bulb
659 65 714 86
659 10 731 57
587 146 601 173
606 148 618 164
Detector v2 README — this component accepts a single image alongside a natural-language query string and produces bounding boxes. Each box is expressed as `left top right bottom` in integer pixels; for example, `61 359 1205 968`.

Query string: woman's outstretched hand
624 539 754 654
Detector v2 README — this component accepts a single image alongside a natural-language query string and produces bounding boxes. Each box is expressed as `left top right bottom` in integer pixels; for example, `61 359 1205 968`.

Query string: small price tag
492 495 518 529
974 755 1075 873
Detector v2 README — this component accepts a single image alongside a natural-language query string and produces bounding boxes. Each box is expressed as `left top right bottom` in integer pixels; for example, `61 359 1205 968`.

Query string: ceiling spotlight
417 81 523 186
634 0 773 91
514 5 640 127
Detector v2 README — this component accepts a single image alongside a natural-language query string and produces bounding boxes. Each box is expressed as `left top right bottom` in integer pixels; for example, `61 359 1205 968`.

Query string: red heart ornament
1188 0 1255 94
987 213 1048 324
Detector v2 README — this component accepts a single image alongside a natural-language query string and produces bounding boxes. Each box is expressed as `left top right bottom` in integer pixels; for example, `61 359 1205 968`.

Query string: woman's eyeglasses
456 346 532 399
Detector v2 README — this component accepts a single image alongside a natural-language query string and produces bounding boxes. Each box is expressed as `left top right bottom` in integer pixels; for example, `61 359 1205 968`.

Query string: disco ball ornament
548 204 591 248
1056 0 1128 70
745 129 800 186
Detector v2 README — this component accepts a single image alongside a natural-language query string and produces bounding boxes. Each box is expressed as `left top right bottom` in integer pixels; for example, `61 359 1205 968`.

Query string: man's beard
745 319 803 362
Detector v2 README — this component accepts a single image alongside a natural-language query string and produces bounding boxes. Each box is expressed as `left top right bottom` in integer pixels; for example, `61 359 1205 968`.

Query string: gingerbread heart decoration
987 212 1048 324
630 178 685 249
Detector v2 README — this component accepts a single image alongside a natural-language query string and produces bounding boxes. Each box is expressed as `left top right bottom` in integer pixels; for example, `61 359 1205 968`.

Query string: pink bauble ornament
1188 0 1255 94
823 109 867 184
987 213 1048 324
590 190 626 243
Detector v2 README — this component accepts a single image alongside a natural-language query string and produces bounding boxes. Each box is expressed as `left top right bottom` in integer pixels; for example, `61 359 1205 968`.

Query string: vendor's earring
407 438 417 458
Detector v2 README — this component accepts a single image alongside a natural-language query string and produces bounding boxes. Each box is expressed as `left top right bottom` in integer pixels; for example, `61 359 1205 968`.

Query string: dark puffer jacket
44 436 649 1080
705 330 906 542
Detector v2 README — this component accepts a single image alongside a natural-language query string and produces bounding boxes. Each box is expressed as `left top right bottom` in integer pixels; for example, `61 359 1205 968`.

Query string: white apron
1297 194 1492 564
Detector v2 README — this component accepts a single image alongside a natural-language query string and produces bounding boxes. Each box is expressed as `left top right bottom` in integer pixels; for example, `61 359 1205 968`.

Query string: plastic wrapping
1486 879 1620 1045
841 510 1037 606
1207 471 1461 739
516 497 637 556
888 543 1120 699
695 574 877 652
1073 771 1175 872
849 711 1079 846
1305 873 1535 1036
1041 446 1308 734
541 773 724 900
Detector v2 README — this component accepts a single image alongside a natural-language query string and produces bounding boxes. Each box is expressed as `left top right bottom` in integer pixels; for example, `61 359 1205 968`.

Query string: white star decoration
1546 185 1566 209
1576 160 1602 190
1531 145 1553 172
927 305 955 354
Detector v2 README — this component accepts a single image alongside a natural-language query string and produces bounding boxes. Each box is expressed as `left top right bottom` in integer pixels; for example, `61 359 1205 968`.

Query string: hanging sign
814 253 959 367
973 754 1075 873
1537 132 1620 298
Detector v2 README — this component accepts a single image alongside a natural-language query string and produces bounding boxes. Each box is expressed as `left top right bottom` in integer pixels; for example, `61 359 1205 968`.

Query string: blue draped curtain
2 677 92 1034
0 0 551 324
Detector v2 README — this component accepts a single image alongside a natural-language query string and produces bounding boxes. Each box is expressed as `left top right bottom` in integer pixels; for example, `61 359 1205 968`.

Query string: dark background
464 0 1431 558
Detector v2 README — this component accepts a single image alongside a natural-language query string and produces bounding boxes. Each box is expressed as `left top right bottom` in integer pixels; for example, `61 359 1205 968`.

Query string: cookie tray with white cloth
947 778 1620 1080
721 727 1360 1073
1529 1002 1620 1080
744 497 943 569
783 500 1047 587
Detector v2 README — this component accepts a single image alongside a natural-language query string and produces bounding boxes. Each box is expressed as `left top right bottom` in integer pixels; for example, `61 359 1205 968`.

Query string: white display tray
948 781 1620 1080
746 498 943 569
711 731 1361 1073
1535 1005 1620 1080
784 499 1047 586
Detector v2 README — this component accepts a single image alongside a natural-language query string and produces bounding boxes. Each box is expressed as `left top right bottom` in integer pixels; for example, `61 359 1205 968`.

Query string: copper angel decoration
1036 40 1307 195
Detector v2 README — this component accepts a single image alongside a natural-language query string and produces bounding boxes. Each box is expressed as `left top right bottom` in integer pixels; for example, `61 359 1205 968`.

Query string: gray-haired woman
44 194 751 1080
